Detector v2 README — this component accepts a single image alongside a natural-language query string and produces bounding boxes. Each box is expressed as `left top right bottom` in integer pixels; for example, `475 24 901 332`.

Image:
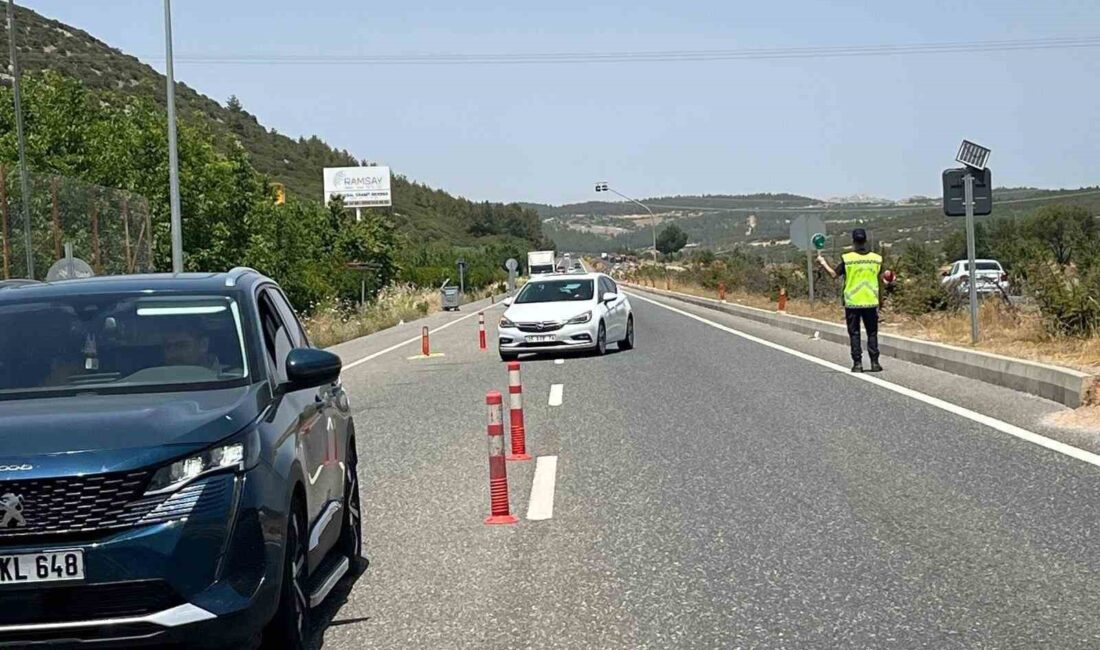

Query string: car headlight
500 316 516 329
567 311 592 324
146 430 259 494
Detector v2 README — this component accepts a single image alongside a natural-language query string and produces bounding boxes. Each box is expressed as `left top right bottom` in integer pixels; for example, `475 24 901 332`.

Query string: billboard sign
323 166 392 208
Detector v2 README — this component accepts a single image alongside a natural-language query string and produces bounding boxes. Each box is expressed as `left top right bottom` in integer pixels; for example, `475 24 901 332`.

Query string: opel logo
0 494 25 528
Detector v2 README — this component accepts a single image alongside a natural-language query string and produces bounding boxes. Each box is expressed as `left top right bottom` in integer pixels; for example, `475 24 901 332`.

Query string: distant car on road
942 259 1010 295
0 268 361 649
498 272 633 360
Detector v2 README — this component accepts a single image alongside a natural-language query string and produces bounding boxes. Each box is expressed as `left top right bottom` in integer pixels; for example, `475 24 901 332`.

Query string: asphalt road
310 293 1100 649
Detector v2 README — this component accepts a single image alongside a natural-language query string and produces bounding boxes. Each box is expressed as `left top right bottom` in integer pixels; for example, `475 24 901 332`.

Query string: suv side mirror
602 292 617 303
283 348 342 392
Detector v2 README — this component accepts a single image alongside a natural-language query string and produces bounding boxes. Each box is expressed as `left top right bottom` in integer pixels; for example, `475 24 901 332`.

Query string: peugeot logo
0 464 32 473
0 494 25 528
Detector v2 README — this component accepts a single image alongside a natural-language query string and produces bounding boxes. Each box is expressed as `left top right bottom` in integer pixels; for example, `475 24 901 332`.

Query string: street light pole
163 0 183 273
6 0 34 279
595 183 659 263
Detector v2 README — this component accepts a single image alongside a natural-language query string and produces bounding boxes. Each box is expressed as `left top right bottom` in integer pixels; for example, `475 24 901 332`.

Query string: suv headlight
146 429 259 495
567 311 592 324
500 316 516 329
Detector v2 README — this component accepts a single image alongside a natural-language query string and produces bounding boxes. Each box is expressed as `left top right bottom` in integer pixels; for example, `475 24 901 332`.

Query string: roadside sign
505 258 518 272
943 167 992 216
45 255 93 281
789 215 826 251
811 233 826 250
323 166 392 208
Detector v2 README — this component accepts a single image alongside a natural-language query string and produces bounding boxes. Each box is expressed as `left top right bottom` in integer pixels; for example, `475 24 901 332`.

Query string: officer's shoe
851 363 864 373
869 360 883 373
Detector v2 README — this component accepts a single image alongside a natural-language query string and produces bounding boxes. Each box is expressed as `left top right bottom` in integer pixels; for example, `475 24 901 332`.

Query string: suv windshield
0 294 248 398
515 279 595 304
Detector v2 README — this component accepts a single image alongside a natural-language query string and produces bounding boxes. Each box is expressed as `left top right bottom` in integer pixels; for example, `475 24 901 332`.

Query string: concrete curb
625 283 1096 408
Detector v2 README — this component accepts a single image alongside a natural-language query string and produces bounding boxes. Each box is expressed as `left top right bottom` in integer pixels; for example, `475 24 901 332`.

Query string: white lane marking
342 304 502 371
554 358 564 365
548 384 563 406
526 456 558 520
629 292 1100 469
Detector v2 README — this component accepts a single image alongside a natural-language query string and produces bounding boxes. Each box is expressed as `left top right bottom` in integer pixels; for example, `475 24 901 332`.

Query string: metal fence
0 166 155 280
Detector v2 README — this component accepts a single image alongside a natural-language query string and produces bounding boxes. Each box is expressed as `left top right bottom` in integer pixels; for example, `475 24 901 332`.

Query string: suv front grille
516 321 563 333
0 579 182 625
0 471 169 540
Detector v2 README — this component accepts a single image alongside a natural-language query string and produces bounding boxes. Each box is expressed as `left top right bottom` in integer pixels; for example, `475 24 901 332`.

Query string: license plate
0 550 84 586
526 334 556 343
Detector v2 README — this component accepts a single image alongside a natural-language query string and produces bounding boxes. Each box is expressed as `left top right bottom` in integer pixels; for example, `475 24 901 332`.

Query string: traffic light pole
964 171 979 344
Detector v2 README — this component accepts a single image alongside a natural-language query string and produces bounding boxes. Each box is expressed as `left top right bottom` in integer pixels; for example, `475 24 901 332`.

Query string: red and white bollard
484 391 517 525
506 361 531 461
478 312 487 351
421 326 430 356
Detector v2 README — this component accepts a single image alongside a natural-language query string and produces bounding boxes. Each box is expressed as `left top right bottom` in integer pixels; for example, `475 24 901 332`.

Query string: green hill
1 4 544 249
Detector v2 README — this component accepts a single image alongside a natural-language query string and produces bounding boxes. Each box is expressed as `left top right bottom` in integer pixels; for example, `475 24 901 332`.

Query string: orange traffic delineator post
485 391 518 525
421 326 430 356
777 288 788 312
478 312 487 351
505 361 531 461
718 282 727 301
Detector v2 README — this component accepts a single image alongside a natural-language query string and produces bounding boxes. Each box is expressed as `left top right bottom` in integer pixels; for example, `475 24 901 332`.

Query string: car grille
0 579 182 625
516 321 563 333
0 471 172 540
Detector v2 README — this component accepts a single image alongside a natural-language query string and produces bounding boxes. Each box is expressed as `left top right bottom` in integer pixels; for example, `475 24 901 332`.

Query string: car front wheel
618 316 634 350
339 437 363 565
596 321 607 355
264 500 309 650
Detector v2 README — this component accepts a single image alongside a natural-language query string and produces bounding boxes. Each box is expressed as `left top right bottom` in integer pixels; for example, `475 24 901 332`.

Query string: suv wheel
618 316 634 350
339 439 364 564
264 500 309 650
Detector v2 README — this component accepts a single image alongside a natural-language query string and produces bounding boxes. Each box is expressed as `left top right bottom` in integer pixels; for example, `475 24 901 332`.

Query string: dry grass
638 277 1100 373
303 284 502 348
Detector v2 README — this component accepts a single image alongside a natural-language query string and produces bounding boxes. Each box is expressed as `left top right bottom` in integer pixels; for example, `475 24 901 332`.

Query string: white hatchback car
498 273 633 361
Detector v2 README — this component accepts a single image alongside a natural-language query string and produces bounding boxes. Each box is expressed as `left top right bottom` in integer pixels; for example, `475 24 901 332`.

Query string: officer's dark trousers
844 307 879 364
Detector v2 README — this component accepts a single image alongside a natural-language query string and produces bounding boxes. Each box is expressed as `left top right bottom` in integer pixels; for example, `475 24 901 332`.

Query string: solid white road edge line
629 292 1100 469
526 456 558 520
343 303 504 371
549 384 564 406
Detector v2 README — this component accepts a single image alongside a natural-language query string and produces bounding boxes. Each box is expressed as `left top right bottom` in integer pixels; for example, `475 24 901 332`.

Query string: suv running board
309 555 350 608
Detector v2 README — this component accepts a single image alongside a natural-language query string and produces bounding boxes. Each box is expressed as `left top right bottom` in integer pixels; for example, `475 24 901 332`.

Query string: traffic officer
817 228 884 373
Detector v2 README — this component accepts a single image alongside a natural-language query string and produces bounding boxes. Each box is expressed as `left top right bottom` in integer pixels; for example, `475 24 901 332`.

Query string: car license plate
526 334 556 343
0 550 84 586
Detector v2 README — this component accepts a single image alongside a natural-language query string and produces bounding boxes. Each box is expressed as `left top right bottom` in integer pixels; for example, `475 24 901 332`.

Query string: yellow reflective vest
841 251 882 308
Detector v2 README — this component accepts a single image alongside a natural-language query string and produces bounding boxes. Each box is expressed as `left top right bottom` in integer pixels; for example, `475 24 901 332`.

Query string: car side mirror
602 292 617 303
502 298 513 307
282 348 342 393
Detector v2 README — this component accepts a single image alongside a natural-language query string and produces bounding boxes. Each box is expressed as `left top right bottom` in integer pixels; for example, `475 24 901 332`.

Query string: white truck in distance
527 250 556 276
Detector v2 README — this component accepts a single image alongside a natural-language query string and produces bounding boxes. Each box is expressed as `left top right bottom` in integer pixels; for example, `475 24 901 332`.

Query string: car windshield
0 293 248 398
962 262 1002 271
515 279 595 303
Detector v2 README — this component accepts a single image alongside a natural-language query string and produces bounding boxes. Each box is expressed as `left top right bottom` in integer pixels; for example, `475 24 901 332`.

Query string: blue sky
20 0 1100 205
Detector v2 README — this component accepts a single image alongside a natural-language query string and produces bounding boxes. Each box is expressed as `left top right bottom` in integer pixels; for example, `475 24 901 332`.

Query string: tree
1026 204 1096 265
656 223 688 255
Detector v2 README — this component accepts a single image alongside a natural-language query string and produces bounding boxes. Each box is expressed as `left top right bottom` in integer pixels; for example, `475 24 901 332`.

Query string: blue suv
0 268 361 648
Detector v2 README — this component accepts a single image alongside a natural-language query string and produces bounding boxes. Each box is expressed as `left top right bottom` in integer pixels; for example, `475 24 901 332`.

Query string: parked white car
941 259 1010 295
498 273 633 360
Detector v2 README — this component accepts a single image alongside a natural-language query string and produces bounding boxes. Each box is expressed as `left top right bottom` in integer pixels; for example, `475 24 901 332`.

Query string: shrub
1025 262 1100 337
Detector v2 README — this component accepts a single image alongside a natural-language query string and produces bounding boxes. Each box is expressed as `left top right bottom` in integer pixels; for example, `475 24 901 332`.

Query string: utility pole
163 0 183 273
963 172 979 343
7 0 34 279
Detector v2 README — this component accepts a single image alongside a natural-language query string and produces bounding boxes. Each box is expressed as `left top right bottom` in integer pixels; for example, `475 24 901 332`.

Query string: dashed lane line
548 384 563 406
526 456 558 521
